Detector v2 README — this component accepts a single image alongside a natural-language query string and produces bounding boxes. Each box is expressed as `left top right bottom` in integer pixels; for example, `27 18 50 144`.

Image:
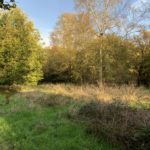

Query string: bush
77 101 150 150
21 91 70 107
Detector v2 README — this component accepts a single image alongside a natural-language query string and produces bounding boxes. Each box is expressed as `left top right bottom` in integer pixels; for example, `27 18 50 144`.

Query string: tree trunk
99 35 104 87
99 48 103 87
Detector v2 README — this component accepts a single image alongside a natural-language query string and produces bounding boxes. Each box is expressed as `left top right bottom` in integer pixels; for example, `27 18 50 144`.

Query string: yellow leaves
129 68 137 74
0 8 43 85
136 52 140 56
51 12 94 50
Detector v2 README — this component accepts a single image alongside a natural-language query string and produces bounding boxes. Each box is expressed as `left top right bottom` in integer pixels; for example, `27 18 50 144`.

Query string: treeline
43 0 150 86
0 0 150 86
43 28 150 86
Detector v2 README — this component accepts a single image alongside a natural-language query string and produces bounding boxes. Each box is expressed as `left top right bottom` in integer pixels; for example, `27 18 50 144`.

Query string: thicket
43 30 150 86
42 0 150 86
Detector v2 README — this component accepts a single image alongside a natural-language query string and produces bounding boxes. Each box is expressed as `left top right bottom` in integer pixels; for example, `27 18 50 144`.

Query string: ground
0 86 120 150
0 84 149 150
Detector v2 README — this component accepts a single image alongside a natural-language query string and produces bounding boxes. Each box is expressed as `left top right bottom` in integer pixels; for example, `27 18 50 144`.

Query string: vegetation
0 85 122 150
43 0 150 86
0 9 43 85
44 31 150 85
0 0 150 150
0 84 149 149
0 0 16 10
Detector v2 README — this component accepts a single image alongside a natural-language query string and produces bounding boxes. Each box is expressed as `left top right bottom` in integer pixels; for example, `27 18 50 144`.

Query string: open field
1 0 150 150
0 84 150 150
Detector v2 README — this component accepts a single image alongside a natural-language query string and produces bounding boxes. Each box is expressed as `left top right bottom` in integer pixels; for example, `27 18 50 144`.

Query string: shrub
21 91 70 107
77 101 150 150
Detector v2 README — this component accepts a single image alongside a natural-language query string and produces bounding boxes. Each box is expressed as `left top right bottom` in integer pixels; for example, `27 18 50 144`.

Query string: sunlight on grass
20 84 150 108
0 95 120 150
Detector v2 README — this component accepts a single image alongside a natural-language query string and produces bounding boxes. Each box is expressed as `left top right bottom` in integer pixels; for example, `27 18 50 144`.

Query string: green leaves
0 9 43 85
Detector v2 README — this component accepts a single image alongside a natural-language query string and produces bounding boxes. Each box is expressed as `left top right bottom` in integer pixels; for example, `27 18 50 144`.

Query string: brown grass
20 84 150 105
19 84 150 150
78 101 150 150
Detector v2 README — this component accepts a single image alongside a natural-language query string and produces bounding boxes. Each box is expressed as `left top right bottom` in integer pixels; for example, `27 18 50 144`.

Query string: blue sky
5 0 148 46
16 0 75 46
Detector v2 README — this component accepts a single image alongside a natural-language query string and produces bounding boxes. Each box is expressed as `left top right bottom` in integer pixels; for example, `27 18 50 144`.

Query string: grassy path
0 94 119 150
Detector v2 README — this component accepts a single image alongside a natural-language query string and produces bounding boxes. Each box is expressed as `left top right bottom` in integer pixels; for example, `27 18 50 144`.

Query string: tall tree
50 13 94 83
51 13 94 50
75 0 150 86
0 0 16 10
120 0 150 38
0 8 43 85
132 30 150 86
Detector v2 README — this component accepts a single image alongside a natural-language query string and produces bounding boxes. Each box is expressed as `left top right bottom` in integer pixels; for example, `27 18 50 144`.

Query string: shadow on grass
0 89 150 150
77 101 150 150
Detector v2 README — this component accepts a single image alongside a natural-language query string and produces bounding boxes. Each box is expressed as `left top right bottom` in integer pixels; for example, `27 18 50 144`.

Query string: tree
141 54 150 86
0 8 43 85
120 0 150 38
0 0 16 10
104 34 134 84
51 13 94 50
43 46 76 83
72 39 100 84
132 30 150 86
75 0 150 86
75 0 123 86
72 34 134 84
50 13 95 83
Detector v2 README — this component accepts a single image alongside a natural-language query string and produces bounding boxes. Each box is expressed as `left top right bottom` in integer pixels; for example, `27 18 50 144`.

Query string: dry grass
20 84 150 107
18 84 150 150
78 101 150 150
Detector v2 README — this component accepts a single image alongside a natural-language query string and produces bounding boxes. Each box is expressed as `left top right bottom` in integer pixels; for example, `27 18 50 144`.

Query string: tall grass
6 84 150 149
20 84 150 107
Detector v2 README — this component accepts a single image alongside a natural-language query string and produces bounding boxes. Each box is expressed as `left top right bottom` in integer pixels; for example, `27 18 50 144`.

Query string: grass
77 101 150 150
0 94 120 150
20 84 150 108
0 84 150 150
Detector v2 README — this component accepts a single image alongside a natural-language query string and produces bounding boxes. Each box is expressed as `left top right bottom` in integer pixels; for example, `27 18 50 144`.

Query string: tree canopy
0 0 16 10
0 1 150 86
0 8 43 85
43 9 150 86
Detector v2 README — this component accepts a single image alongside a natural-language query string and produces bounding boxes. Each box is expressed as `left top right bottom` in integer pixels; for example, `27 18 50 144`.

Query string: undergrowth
0 84 150 150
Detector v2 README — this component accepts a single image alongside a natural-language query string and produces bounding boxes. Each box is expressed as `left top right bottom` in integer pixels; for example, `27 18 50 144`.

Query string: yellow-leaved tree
0 8 43 85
